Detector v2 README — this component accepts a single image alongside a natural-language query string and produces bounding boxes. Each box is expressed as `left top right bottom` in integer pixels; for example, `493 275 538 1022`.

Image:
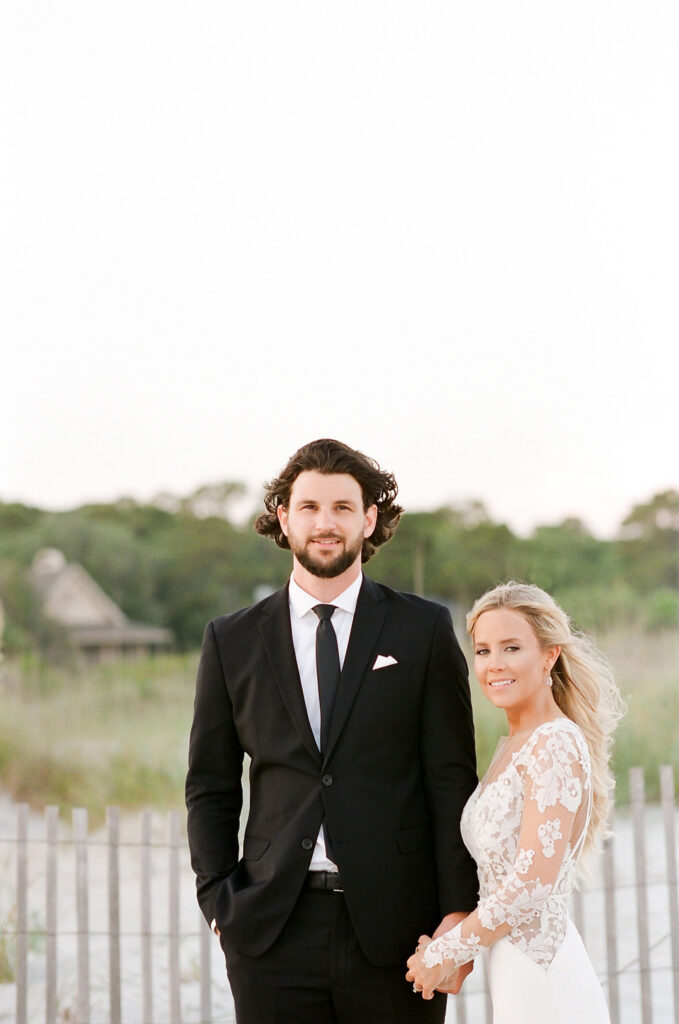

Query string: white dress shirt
288 571 363 871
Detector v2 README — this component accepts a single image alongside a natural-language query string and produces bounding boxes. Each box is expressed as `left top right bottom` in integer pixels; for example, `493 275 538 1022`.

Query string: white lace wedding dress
424 718 610 1024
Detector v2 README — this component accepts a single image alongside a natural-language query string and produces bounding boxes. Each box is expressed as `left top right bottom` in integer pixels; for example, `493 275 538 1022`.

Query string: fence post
45 806 59 1024
73 807 90 1024
15 803 28 1024
141 810 154 1024
603 812 620 1024
660 765 679 1023
630 767 653 1024
107 807 121 1024
200 912 212 1024
16 789 678 1024
169 810 182 1024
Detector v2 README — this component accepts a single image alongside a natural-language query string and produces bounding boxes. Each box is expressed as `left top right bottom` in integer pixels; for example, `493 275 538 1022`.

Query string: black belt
305 871 344 892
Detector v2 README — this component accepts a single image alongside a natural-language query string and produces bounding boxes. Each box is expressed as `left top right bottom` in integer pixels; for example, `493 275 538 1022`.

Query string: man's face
277 471 377 579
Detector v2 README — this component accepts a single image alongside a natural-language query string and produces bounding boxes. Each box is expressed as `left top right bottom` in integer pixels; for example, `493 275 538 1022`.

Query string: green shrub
643 588 679 631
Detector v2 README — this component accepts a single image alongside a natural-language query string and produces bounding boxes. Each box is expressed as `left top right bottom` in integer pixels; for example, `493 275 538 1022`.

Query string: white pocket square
373 654 398 670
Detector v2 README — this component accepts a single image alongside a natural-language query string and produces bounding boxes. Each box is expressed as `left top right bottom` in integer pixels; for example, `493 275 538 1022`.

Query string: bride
406 581 624 1024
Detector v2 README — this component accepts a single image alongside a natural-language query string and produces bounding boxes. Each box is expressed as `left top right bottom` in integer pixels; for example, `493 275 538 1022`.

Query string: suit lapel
324 575 387 761
258 585 321 765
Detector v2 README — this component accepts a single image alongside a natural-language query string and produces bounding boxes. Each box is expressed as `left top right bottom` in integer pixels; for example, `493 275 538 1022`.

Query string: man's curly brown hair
254 439 403 563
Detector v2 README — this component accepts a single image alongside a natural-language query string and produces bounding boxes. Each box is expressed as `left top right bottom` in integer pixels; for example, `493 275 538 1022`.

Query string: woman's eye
475 648 489 656
505 646 519 652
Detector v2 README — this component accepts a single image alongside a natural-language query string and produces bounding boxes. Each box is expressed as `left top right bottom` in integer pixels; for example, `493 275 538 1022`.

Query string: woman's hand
431 912 473 993
405 935 457 1000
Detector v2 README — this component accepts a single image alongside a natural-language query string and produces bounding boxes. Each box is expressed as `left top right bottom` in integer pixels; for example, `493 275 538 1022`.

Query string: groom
185 439 478 1023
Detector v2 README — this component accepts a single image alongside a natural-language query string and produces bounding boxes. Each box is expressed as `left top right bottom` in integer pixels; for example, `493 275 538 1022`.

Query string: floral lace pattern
423 719 591 972
538 819 562 858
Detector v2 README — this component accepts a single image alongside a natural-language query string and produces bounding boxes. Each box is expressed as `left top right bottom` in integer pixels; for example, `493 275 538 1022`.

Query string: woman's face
472 607 558 718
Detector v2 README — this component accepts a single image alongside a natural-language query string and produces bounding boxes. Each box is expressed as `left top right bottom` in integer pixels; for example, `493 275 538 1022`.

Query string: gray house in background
30 548 173 658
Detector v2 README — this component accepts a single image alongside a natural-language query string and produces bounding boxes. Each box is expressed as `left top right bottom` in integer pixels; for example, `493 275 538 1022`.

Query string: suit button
301 838 314 851
322 774 333 787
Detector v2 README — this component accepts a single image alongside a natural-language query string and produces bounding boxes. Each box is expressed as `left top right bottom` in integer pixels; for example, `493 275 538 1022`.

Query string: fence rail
1 766 678 1024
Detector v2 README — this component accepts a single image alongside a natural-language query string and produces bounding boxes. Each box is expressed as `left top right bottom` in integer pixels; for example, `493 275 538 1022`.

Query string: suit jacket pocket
371 656 410 677
397 822 432 854
243 835 270 860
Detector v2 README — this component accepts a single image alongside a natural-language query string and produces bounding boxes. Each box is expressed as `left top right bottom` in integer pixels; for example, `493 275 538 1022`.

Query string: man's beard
289 531 364 579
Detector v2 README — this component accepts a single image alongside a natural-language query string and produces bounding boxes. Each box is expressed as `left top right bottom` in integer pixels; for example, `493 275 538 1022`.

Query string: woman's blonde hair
466 581 625 856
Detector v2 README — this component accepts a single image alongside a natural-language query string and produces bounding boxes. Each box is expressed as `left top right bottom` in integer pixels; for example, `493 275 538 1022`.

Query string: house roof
30 548 173 648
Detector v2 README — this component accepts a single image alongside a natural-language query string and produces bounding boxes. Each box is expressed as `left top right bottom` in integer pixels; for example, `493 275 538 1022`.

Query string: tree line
0 486 677 652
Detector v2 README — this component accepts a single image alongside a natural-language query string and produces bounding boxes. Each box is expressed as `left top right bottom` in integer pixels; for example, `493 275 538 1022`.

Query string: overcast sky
2 2 676 537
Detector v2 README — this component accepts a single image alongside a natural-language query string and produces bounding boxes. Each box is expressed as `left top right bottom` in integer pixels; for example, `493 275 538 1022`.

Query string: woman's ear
546 644 561 673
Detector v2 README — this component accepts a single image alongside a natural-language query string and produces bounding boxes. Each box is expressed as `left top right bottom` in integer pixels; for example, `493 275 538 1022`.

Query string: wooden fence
0 765 677 1024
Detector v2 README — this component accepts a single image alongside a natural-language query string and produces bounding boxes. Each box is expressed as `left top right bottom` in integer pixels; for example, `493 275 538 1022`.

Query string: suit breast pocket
370 656 412 682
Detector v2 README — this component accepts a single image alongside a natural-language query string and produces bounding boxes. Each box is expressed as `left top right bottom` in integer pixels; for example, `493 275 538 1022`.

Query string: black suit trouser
220 887 447 1024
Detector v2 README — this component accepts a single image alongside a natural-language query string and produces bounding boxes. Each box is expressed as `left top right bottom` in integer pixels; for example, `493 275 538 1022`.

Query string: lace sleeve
423 724 589 971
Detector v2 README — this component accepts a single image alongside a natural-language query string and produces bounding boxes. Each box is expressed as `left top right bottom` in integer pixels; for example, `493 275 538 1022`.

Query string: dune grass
0 625 676 816
0 652 197 823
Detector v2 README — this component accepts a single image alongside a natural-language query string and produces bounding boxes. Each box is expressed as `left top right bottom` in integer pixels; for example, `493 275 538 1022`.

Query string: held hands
434 958 473 995
406 935 456 1000
431 912 473 994
405 912 473 1000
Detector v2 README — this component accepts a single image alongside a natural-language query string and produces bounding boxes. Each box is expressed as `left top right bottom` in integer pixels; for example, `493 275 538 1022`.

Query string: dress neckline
504 715 572 742
480 717 584 794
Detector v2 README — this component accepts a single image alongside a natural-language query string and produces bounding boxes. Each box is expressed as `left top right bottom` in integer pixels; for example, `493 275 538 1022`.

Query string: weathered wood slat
107 807 121 1024
45 806 59 1024
15 803 28 1024
660 765 679 1023
168 810 182 1024
200 912 212 1024
141 810 154 1024
73 807 90 1024
3 779 674 1024
630 767 653 1024
603 814 620 1024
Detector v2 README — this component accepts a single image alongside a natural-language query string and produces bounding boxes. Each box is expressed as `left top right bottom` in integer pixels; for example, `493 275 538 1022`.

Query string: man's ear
363 504 378 538
277 504 289 537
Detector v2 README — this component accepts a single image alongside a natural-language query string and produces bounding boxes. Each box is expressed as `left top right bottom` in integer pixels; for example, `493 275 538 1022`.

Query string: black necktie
312 604 340 755
312 603 340 863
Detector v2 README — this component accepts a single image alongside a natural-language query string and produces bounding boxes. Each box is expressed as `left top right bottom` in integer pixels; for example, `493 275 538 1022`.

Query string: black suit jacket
185 575 478 967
